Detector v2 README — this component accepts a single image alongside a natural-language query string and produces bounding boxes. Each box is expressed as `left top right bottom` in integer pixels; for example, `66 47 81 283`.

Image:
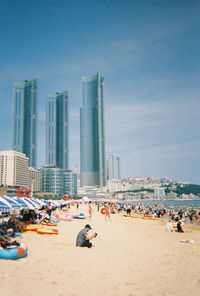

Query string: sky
0 0 200 184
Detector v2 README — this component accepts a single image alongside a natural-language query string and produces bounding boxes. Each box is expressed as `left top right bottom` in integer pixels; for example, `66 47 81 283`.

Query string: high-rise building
114 156 121 180
107 155 114 180
40 165 64 195
0 150 29 187
107 155 121 180
40 166 77 197
12 79 37 168
28 167 40 193
64 170 77 196
80 72 106 187
46 91 69 170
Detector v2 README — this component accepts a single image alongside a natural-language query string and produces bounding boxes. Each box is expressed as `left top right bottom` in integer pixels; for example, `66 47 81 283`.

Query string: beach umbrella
0 198 12 212
41 199 48 205
13 197 35 210
48 200 58 207
23 198 40 208
1 196 21 209
23 197 37 209
32 198 46 207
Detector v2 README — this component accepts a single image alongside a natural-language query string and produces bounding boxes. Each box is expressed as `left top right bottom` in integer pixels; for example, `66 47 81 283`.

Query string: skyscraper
12 79 37 168
46 91 69 170
107 155 114 180
114 156 121 180
107 155 121 180
80 72 106 186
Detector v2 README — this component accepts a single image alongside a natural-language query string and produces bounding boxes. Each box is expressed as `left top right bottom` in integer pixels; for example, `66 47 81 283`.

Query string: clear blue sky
0 0 200 184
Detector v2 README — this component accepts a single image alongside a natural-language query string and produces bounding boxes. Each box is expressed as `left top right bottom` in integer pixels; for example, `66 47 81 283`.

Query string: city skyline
0 1 200 184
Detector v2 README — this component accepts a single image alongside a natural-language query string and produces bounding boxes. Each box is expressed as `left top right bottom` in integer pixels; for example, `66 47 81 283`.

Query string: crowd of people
0 200 200 250
0 202 58 249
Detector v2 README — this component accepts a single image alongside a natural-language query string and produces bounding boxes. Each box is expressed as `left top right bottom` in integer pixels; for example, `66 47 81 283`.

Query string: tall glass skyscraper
12 79 37 168
46 91 69 170
107 155 114 180
114 156 121 180
80 72 106 186
107 155 121 180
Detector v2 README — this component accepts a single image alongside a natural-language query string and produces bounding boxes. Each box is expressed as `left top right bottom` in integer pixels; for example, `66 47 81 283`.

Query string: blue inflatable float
0 244 28 260
74 213 86 219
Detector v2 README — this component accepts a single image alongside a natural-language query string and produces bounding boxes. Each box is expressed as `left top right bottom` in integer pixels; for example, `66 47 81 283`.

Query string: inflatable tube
24 225 39 232
56 214 73 221
130 216 139 218
0 243 28 260
74 215 86 219
13 232 22 238
173 223 177 228
37 228 58 235
101 208 106 215
141 217 160 220
41 222 57 226
50 219 59 224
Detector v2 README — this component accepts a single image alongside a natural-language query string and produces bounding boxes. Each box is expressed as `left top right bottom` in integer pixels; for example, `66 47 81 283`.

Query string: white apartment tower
28 167 40 192
0 150 29 187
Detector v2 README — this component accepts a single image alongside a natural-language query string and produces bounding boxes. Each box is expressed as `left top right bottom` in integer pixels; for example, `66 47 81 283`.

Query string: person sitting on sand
177 220 184 233
76 224 97 248
9 214 26 232
0 227 12 242
0 227 20 249
166 219 174 232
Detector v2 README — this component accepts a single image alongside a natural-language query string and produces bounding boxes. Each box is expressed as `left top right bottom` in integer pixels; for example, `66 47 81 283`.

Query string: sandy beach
1 204 200 296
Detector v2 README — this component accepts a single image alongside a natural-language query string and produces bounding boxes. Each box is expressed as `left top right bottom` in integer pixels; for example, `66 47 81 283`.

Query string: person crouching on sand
76 224 97 248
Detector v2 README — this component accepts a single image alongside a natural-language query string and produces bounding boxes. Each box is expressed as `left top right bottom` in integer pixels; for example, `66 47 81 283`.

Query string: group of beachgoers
0 202 56 249
88 201 200 235
0 200 200 251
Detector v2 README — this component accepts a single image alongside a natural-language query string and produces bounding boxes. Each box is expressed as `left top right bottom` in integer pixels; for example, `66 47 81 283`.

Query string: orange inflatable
41 222 57 227
37 228 58 235
24 225 39 231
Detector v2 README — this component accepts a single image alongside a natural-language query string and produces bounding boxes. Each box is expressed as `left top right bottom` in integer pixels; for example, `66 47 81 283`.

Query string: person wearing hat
76 224 97 248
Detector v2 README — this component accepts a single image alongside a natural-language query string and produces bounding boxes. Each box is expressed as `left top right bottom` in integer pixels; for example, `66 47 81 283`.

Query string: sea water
129 199 200 210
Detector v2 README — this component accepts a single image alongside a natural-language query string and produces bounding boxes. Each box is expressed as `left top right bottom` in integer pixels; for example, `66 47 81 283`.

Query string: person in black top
177 220 184 232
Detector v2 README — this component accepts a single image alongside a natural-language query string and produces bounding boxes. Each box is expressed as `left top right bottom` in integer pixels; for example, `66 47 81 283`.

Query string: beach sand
1 204 200 296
